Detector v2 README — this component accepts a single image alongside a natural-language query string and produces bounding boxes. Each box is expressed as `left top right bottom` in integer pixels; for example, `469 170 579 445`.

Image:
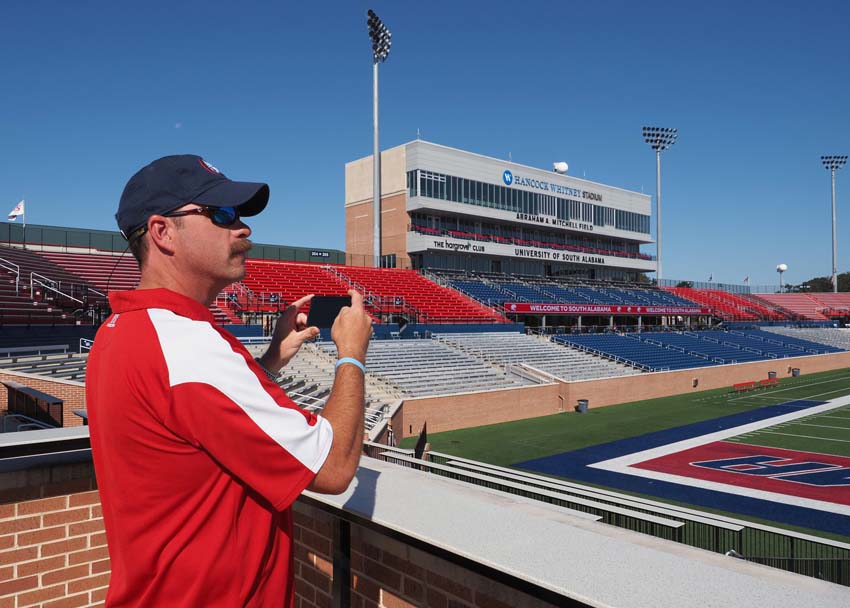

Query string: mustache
231 239 253 255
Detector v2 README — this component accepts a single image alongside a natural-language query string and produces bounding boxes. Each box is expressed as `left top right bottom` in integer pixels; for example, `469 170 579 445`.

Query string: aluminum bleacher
763 326 850 350
434 332 640 380
721 329 842 356
318 338 537 397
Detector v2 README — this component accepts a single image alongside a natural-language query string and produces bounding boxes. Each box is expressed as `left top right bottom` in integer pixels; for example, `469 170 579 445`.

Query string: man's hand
331 289 373 363
259 294 319 373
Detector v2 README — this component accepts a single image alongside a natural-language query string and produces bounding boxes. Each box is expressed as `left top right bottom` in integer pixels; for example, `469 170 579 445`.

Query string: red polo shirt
87 288 333 607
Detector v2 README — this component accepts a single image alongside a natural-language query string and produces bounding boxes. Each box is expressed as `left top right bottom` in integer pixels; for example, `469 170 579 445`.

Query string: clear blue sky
1 1 848 287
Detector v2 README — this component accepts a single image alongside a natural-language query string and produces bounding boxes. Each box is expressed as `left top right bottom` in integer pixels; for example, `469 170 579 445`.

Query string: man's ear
147 216 178 256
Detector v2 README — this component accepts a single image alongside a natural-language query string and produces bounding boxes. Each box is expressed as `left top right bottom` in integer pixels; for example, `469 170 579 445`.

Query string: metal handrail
30 272 83 305
0 257 20 292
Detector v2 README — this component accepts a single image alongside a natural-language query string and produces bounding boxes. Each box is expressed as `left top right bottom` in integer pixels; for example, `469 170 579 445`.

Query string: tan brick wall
0 463 105 608
344 145 410 269
380 194 411 270
0 372 85 428
395 384 563 440
293 501 559 608
346 200 375 267
345 193 410 269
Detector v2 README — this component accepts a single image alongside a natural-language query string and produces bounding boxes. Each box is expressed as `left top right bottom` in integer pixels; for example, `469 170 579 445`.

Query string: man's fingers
296 326 320 341
348 289 364 310
295 312 308 329
290 294 315 310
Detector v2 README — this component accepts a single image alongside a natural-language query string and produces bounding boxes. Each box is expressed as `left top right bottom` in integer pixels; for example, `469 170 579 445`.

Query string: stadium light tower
776 263 787 293
368 9 391 268
822 155 847 292
642 127 677 284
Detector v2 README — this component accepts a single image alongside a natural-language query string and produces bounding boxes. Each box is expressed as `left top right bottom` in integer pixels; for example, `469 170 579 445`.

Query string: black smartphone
306 295 351 329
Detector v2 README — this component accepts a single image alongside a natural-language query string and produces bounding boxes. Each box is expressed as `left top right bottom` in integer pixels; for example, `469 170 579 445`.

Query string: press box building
345 140 655 281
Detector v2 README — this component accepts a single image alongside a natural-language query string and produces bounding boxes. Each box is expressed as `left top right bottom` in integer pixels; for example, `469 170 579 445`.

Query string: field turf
399 368 850 467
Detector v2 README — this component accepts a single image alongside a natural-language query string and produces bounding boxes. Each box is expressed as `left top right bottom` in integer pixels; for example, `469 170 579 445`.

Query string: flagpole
22 204 26 250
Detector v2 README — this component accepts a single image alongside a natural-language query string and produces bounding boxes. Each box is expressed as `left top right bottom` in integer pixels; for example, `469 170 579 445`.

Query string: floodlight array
822 155 848 171
642 126 678 151
367 9 392 63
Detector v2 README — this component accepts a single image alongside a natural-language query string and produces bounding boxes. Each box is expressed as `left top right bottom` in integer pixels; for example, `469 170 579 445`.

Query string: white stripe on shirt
148 308 332 473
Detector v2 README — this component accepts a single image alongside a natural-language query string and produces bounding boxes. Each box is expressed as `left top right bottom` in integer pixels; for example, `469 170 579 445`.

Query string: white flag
7 200 24 221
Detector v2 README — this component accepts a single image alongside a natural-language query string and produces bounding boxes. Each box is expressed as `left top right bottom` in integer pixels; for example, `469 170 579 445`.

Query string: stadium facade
345 140 655 281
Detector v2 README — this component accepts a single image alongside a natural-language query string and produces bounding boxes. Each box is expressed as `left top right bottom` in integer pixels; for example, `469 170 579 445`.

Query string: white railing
0 258 20 292
31 272 83 305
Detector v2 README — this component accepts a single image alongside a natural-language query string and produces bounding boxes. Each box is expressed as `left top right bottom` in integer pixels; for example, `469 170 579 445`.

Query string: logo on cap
199 159 221 174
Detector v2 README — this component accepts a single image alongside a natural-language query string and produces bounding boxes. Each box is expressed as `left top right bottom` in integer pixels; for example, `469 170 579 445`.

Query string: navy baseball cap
116 154 269 240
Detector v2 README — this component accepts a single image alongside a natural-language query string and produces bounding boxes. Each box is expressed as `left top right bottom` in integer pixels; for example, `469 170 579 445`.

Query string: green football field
400 368 850 464
398 367 850 544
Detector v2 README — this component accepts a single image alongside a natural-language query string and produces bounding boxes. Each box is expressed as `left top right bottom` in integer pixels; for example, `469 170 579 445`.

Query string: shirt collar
108 288 215 323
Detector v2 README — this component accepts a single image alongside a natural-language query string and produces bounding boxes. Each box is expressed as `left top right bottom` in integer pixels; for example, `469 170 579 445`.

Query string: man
87 155 373 607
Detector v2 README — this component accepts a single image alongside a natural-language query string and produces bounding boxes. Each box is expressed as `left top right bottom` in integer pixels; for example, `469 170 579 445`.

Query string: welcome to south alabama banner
503 302 712 315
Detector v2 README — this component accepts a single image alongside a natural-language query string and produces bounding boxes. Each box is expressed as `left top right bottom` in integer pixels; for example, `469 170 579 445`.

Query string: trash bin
791 368 800 377
576 399 589 414
768 371 777 379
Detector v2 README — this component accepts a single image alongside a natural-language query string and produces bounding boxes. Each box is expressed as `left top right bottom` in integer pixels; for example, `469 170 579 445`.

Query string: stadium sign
505 170 603 202
503 303 712 315
515 213 594 232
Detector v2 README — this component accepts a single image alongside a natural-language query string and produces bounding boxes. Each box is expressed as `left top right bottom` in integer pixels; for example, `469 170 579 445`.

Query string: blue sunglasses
127 205 241 241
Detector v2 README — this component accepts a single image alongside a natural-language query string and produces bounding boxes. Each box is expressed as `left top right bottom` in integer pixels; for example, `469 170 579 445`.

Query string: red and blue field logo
632 442 850 506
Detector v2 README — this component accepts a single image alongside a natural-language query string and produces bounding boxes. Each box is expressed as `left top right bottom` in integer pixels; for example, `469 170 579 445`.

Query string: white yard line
757 431 850 444
795 422 850 430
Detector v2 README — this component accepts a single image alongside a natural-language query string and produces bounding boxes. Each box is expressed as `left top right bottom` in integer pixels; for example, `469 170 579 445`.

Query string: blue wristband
335 357 366 374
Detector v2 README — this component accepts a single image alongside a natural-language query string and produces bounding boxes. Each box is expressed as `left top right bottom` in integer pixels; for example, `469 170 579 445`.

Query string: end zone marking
589 395 850 516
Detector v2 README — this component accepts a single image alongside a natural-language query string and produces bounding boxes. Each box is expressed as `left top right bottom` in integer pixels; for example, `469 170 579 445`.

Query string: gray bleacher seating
434 332 640 381
318 338 538 397
762 327 850 351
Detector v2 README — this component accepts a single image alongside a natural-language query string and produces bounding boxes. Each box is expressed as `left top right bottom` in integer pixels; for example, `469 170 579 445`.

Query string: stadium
0 134 849 607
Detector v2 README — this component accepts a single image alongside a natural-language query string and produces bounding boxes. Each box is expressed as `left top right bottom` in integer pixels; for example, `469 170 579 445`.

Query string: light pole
822 155 847 292
368 9 391 268
776 263 787 293
642 127 677 284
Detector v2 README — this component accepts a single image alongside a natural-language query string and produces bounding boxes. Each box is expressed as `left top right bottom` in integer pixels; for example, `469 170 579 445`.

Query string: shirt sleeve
148 309 334 511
